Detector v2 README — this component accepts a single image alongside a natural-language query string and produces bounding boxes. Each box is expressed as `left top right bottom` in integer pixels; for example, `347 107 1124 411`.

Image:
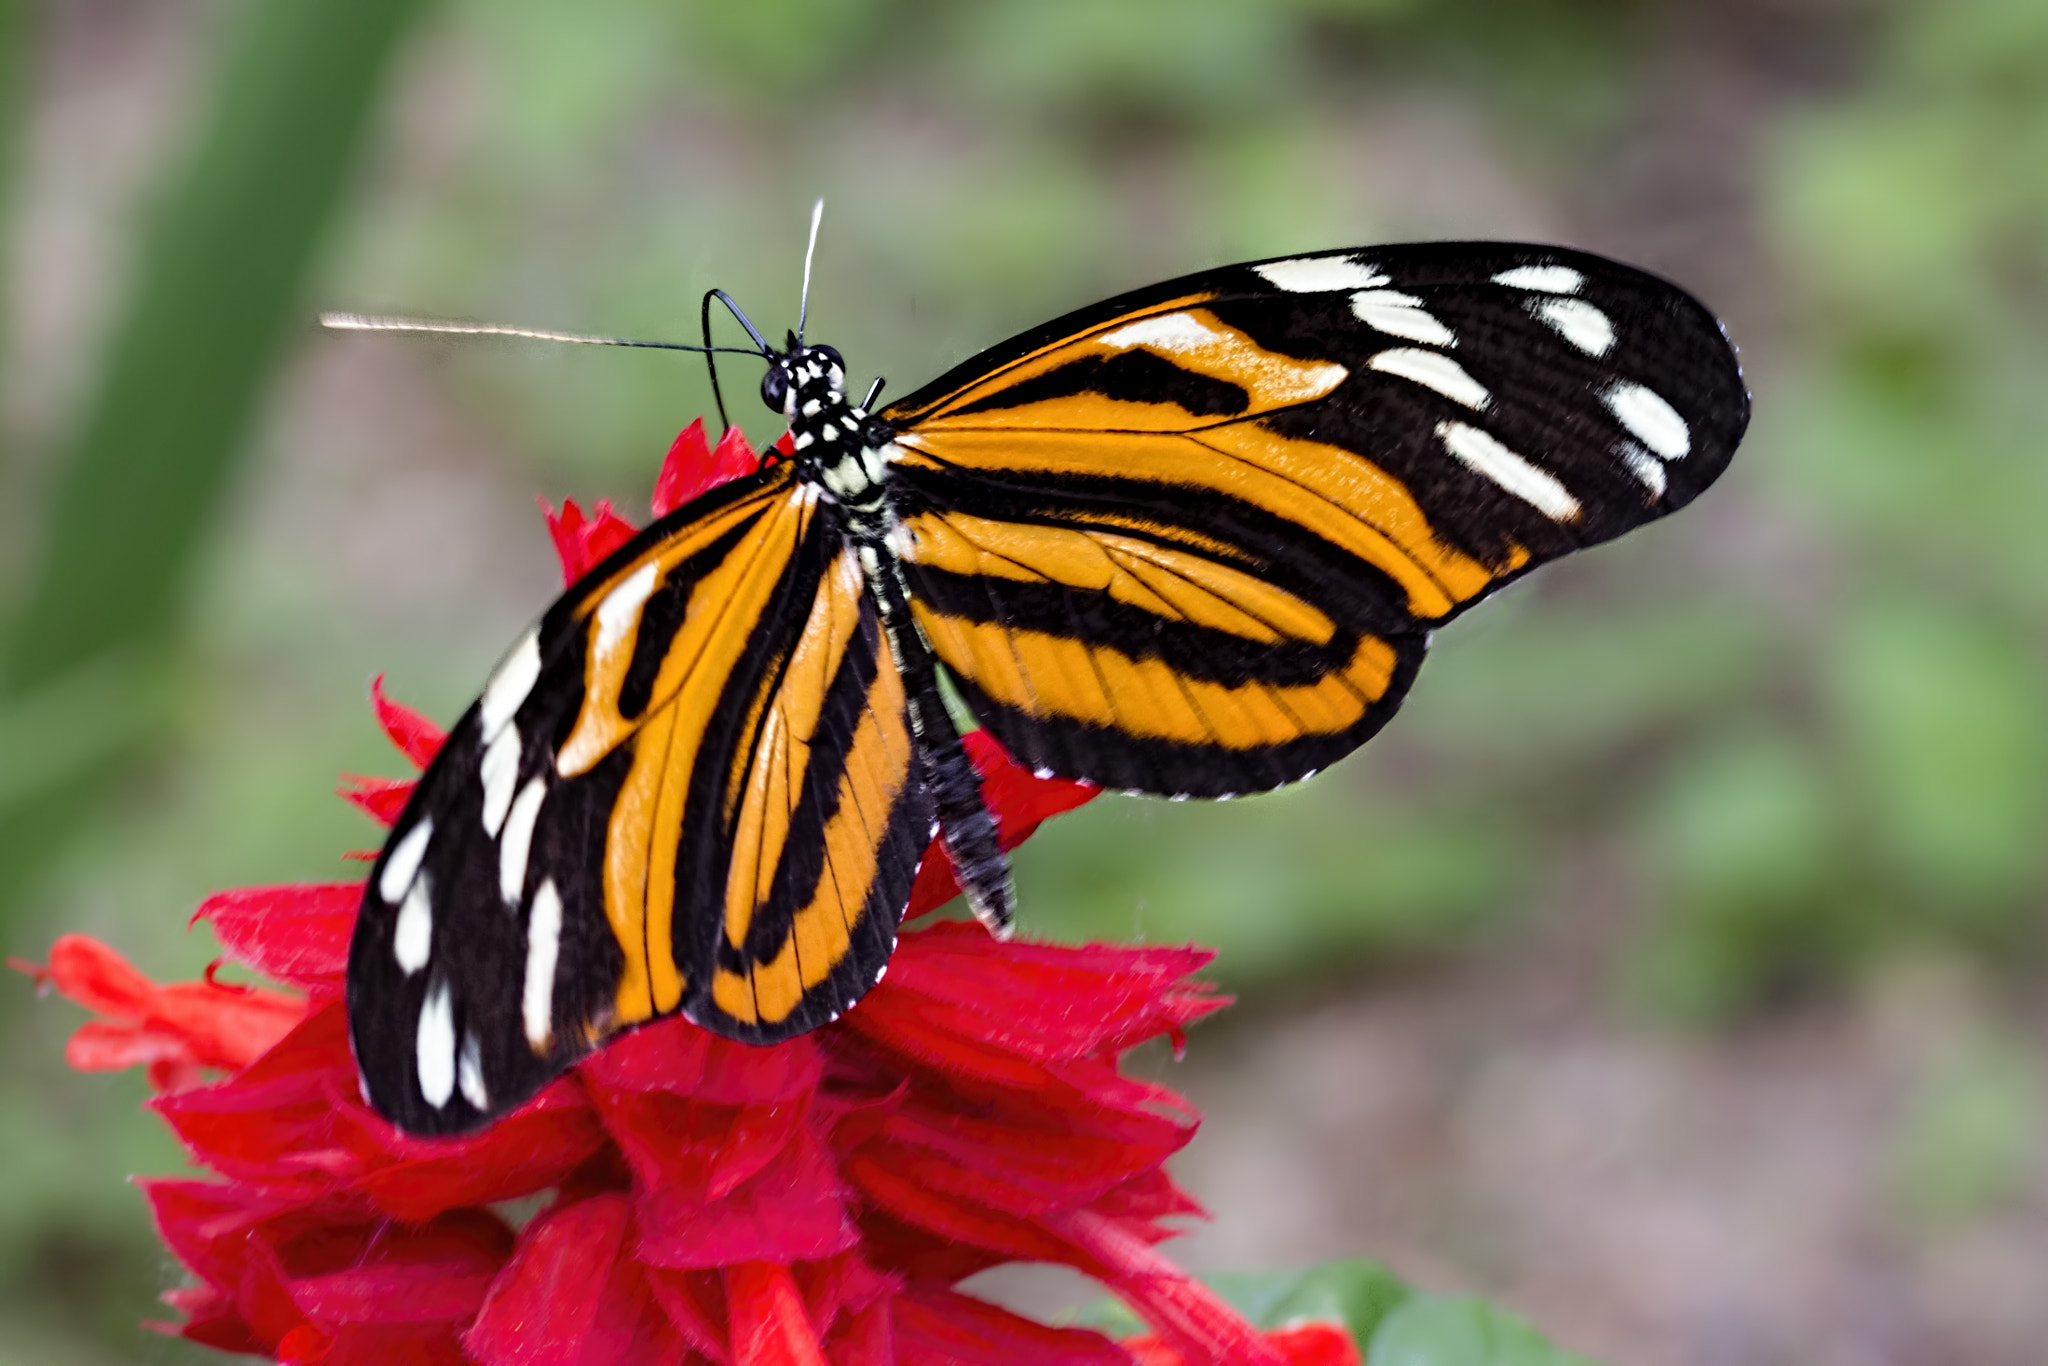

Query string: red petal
339 775 414 827
578 1014 821 1104
371 676 445 769
653 420 765 517
905 732 1098 918
467 1194 689 1366
773 431 796 457
161 1282 266 1353
821 1298 894 1366
892 1287 1128 1366
67 1019 201 1073
845 922 1222 1081
1123 1324 1361 1366
651 418 712 518
154 1003 605 1220
45 933 155 1016
40 934 306 1078
1269 1324 1364 1366
629 1122 856 1269
194 883 358 995
725 1262 828 1366
848 1096 1190 1220
284 1210 512 1326
545 497 641 586
1048 1208 1286 1366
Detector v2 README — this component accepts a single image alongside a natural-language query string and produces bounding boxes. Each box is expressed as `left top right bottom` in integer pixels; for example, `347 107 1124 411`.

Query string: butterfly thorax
770 342 897 515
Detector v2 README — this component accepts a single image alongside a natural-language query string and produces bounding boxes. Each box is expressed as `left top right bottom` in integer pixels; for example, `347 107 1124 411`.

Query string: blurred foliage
1888 1023 2041 1226
0 0 430 933
1082 1258 1601 1363
1621 0 2048 1018
4 0 2048 1359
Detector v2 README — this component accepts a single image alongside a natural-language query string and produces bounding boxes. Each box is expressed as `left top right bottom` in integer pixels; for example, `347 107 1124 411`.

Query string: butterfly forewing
348 464 929 1133
881 242 1747 796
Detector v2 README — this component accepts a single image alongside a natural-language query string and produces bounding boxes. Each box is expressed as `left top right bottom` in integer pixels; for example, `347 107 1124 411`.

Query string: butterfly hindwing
348 463 930 1133
881 241 1747 796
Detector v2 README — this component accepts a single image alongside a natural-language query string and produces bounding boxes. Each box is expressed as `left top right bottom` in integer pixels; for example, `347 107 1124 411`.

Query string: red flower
23 421 1362 1365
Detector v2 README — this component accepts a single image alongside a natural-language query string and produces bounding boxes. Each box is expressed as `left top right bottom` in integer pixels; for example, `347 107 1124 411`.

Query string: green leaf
1075 1260 1600 1365
1367 1295 1601 1366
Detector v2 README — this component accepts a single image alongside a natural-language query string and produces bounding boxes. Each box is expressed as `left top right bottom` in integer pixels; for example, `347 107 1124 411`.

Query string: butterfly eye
760 364 790 413
810 344 844 373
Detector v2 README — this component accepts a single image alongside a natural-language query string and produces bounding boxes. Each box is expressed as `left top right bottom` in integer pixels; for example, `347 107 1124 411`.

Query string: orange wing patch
711 613 915 1028
897 305 1344 434
912 609 1397 750
894 426 1511 621
540 471 815 1026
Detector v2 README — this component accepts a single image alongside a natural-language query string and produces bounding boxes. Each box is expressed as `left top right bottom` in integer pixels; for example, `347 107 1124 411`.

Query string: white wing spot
499 777 547 905
1437 421 1581 522
1099 311 1222 354
1368 348 1492 410
458 1030 488 1110
523 878 564 1051
1493 264 1584 294
1530 297 1615 357
417 978 456 1109
1350 290 1455 347
1617 441 1668 498
593 561 661 664
393 874 432 974
1254 256 1388 292
480 629 541 743
379 817 434 904
479 723 521 837
1605 381 1690 459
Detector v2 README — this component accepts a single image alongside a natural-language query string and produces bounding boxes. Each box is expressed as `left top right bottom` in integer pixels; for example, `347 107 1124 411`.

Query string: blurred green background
4 1 2048 1362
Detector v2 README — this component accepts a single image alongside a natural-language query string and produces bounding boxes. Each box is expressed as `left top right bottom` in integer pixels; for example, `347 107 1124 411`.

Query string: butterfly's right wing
348 464 932 1135
881 242 1748 797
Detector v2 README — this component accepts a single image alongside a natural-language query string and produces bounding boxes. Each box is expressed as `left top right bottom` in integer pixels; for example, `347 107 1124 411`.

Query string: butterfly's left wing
349 465 933 1135
880 241 1748 796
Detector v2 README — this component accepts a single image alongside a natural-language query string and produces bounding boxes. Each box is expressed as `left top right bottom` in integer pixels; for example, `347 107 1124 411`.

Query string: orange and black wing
348 464 931 1133
881 241 1748 796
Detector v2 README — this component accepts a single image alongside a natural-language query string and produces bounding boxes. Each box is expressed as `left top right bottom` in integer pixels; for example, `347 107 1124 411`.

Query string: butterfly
343 236 1749 1134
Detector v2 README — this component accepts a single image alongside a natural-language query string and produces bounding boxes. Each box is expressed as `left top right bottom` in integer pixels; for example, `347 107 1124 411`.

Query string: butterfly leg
864 547 1015 936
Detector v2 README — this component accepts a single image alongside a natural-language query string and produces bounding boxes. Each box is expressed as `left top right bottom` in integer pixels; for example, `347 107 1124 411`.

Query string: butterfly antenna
320 312 764 358
701 289 776 435
796 197 824 347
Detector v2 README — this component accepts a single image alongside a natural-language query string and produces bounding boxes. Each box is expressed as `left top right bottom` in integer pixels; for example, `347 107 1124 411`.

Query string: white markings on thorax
523 878 564 1051
499 777 547 905
1254 256 1389 292
479 630 540 743
1368 348 1491 410
1437 421 1582 522
417 977 456 1109
822 440 892 504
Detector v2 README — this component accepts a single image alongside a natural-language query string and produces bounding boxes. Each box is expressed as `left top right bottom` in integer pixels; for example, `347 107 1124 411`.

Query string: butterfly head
760 336 846 420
